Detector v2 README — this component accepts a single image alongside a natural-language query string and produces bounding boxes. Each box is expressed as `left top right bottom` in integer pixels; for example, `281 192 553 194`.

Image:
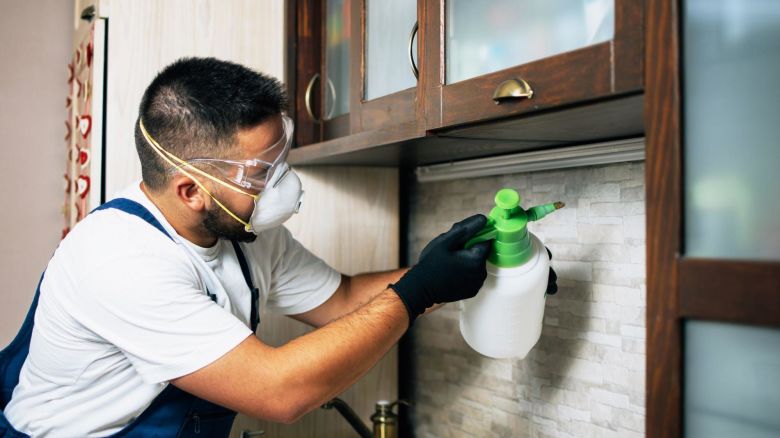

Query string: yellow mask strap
139 119 258 231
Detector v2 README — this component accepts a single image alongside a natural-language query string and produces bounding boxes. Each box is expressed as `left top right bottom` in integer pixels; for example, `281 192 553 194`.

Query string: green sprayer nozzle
465 188 564 267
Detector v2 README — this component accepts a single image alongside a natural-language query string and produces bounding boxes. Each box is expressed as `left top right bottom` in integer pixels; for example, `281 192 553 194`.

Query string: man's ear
172 174 208 213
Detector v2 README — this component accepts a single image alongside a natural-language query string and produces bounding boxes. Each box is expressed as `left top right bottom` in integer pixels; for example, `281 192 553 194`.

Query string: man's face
199 115 286 243
202 197 256 243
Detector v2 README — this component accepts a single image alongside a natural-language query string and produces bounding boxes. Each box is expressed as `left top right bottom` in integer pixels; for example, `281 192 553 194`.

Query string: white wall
0 0 74 345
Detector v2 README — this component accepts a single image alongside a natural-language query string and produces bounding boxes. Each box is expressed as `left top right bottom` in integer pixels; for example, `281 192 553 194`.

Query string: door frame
644 0 780 436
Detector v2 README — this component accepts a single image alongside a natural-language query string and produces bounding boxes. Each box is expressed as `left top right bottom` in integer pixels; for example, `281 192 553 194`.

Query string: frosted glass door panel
365 0 417 100
685 321 780 438
683 0 780 260
326 0 350 118
445 0 614 84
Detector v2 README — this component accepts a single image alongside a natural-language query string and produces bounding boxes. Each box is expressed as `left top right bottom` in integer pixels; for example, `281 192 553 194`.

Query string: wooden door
423 0 644 130
289 0 321 148
645 0 780 436
347 0 421 135
291 0 353 144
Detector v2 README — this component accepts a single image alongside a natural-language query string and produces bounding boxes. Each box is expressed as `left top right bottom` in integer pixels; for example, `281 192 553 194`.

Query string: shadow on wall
406 282 593 437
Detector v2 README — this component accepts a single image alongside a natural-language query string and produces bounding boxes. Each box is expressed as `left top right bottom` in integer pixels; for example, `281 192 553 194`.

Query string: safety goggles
185 115 294 193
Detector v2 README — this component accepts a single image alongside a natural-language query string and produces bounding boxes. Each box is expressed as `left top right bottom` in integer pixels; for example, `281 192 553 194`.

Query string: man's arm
171 215 491 424
172 289 408 424
290 269 408 327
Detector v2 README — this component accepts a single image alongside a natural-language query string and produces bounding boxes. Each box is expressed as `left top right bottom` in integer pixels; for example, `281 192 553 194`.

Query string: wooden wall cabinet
288 0 644 167
290 0 424 149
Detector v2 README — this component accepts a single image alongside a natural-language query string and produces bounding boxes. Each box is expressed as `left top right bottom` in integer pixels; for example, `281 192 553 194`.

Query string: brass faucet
322 398 410 438
370 400 410 438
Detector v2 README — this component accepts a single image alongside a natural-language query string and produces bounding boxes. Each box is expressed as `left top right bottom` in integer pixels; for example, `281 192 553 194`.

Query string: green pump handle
464 188 564 267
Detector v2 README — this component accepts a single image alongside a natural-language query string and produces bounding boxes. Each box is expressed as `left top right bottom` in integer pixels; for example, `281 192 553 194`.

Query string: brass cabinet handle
304 73 322 123
240 430 265 438
408 21 419 80
304 73 337 123
492 78 534 104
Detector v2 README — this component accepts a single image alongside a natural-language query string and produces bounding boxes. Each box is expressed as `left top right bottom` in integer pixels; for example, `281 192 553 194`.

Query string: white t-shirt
5 183 341 437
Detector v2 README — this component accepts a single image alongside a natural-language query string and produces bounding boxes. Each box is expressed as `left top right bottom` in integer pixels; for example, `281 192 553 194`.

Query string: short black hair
135 57 287 190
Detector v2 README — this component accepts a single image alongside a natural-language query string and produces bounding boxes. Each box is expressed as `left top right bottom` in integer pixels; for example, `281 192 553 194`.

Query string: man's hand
390 214 492 326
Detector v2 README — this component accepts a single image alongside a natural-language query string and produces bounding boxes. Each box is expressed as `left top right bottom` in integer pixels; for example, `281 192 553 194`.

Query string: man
2 58 536 437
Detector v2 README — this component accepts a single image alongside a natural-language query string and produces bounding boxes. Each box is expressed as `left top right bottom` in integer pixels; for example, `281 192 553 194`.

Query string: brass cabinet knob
492 78 534 104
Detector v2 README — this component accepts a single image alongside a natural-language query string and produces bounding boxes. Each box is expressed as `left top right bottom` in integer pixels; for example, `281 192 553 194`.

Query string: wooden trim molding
614 0 645 92
644 0 683 436
421 0 444 130
679 258 780 327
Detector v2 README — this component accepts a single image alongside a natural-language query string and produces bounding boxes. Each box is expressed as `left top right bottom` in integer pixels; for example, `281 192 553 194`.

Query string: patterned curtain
63 23 96 239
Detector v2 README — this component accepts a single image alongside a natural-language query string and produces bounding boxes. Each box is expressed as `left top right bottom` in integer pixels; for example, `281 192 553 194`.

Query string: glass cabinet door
325 0 351 119
680 1 780 436
445 0 614 84
685 321 780 438
683 0 780 260
365 0 417 100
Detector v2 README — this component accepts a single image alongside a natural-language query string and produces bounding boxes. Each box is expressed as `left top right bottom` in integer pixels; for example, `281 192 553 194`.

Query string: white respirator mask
247 162 304 233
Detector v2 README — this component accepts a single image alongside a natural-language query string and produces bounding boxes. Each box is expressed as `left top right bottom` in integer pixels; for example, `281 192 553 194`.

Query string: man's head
135 57 289 244
135 57 287 190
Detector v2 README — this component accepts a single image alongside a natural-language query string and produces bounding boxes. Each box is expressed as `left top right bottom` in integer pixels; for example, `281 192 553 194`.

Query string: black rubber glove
546 247 558 295
390 214 492 327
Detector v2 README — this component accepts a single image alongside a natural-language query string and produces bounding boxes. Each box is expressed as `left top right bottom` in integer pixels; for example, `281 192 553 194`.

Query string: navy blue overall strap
93 198 174 241
0 276 43 427
231 241 260 332
0 273 42 409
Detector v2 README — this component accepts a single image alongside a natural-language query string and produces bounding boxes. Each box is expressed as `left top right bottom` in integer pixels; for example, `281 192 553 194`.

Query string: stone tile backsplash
406 162 646 438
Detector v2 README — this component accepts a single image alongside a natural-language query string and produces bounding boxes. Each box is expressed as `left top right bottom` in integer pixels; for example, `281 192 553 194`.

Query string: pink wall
0 0 73 345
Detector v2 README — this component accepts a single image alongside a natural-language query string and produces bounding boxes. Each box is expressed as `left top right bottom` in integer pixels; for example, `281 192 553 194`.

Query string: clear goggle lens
186 115 293 192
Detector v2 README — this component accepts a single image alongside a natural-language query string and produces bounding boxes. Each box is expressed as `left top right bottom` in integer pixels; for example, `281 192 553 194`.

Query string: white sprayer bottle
460 188 563 359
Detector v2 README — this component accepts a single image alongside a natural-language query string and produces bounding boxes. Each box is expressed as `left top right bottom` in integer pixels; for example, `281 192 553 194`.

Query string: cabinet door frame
289 0 351 146
348 0 421 134
645 0 780 436
289 0 321 147
423 0 644 130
